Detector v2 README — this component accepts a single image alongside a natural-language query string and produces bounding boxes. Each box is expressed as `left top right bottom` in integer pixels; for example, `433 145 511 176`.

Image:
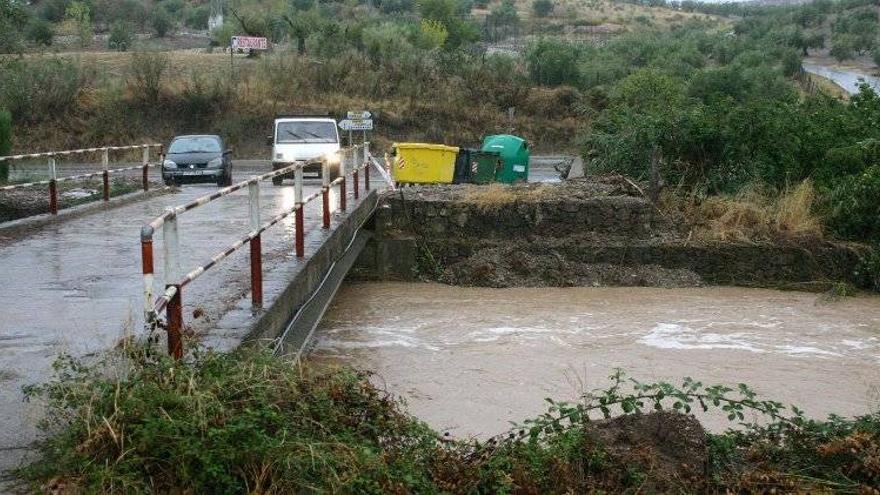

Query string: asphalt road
0 160 345 472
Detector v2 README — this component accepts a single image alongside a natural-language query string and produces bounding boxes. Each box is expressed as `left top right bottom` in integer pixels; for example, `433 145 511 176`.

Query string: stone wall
352 187 867 289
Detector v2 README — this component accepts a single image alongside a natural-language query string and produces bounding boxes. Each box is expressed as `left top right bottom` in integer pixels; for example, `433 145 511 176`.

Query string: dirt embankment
354 177 868 289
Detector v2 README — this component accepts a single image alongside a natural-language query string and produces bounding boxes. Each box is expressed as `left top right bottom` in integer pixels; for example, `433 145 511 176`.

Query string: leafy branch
487 369 808 445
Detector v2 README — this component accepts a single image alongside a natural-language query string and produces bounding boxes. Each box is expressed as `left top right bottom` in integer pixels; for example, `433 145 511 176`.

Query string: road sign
339 119 373 131
346 111 372 120
231 36 268 50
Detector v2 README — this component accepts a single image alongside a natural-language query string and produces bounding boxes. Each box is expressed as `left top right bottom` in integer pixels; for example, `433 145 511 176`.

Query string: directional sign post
230 36 269 79
338 119 374 131
346 111 372 120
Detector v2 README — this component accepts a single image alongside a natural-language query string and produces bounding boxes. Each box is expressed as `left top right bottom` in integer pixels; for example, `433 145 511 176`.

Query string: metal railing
0 144 164 215
141 143 372 358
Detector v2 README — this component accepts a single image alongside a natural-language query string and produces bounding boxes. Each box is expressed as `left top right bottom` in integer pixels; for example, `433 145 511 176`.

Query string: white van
270 116 341 185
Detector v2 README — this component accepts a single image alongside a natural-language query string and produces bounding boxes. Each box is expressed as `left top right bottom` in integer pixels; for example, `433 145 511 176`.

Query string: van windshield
276 121 338 144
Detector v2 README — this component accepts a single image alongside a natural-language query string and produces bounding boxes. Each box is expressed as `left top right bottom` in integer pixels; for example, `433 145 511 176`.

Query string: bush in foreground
16 346 880 493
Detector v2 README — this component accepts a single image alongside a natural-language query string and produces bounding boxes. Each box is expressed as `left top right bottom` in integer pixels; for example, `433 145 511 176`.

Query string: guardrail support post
142 146 150 192
141 235 154 324
339 151 347 212
167 285 183 359
48 155 58 215
364 142 371 191
322 161 330 229
248 180 262 309
102 147 110 201
294 166 304 258
163 212 182 358
353 149 360 200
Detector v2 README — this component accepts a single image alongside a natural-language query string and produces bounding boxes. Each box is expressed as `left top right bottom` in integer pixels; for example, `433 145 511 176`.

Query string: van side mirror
266 135 273 146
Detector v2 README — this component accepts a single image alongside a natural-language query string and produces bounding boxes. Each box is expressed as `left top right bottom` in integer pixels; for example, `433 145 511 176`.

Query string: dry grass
461 183 553 212
463 184 519 212
666 181 824 243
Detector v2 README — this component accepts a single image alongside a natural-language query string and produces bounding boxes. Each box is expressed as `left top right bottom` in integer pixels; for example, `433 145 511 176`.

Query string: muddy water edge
310 282 880 437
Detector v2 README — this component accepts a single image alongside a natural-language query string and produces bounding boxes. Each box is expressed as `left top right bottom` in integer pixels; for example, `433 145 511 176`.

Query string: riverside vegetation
14 345 880 493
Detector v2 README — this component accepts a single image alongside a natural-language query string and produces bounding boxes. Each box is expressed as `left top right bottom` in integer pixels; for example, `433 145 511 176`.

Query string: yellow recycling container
391 143 460 184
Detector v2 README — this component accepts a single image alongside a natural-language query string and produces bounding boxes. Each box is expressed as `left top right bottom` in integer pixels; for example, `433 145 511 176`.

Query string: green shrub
107 21 134 51
65 1 93 48
526 39 583 86
0 109 11 182
127 51 168 104
149 6 174 37
183 5 209 30
826 165 880 244
854 246 880 291
1 0 29 53
25 18 54 47
532 0 554 18
0 58 86 124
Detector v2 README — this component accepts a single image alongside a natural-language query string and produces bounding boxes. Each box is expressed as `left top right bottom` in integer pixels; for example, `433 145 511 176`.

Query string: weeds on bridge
15 346 880 493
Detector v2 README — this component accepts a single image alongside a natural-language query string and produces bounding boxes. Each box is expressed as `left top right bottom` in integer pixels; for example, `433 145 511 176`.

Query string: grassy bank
15 345 880 493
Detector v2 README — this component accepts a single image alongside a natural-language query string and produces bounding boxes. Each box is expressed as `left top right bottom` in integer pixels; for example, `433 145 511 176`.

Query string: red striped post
364 160 370 191
295 166 304 257
141 146 150 192
166 285 183 359
250 235 262 308
140 232 155 323
322 161 330 229
339 151 347 211
102 148 110 201
48 180 58 215
248 181 262 309
48 156 58 215
340 178 347 211
353 169 359 200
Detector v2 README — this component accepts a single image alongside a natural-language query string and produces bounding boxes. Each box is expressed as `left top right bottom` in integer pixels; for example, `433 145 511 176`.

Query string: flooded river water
312 282 880 436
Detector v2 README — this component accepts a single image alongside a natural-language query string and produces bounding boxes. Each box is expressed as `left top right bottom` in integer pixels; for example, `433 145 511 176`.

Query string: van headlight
163 159 177 169
208 157 223 168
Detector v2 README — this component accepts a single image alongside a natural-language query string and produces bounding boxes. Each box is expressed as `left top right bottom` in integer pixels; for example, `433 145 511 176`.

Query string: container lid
393 142 460 152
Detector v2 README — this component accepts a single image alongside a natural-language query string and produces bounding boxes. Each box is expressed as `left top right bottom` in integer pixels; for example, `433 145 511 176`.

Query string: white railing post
163 211 180 284
294 166 303 205
248 180 261 232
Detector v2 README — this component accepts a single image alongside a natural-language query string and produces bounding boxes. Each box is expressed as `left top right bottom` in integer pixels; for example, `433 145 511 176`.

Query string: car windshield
276 121 338 144
169 137 221 153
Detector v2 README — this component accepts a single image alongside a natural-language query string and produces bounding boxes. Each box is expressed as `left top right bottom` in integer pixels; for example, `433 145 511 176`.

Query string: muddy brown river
312 282 880 436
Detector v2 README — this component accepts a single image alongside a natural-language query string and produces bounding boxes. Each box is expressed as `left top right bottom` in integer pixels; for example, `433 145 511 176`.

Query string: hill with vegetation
0 0 879 287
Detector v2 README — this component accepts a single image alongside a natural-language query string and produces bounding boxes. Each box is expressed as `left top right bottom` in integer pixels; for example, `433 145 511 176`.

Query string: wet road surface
0 157 571 470
0 161 349 469
312 282 880 437
803 62 880 95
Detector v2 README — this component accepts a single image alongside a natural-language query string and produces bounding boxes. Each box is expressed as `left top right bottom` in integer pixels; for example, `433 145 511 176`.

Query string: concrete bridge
0 146 382 473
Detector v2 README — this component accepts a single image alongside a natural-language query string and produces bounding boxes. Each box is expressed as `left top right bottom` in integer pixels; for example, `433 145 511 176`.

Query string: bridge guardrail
141 143 373 358
0 144 164 215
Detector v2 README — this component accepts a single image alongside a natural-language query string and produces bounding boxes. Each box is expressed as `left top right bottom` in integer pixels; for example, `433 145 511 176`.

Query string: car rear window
169 137 221 153
276 121 338 144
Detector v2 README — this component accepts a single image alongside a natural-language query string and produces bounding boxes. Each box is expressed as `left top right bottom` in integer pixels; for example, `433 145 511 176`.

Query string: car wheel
164 179 176 187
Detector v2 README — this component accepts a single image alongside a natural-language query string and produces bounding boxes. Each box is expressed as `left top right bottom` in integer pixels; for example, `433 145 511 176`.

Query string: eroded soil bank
352 178 867 289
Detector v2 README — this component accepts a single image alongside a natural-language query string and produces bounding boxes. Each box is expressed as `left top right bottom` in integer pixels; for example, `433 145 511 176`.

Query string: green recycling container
481 134 530 183
471 151 502 184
